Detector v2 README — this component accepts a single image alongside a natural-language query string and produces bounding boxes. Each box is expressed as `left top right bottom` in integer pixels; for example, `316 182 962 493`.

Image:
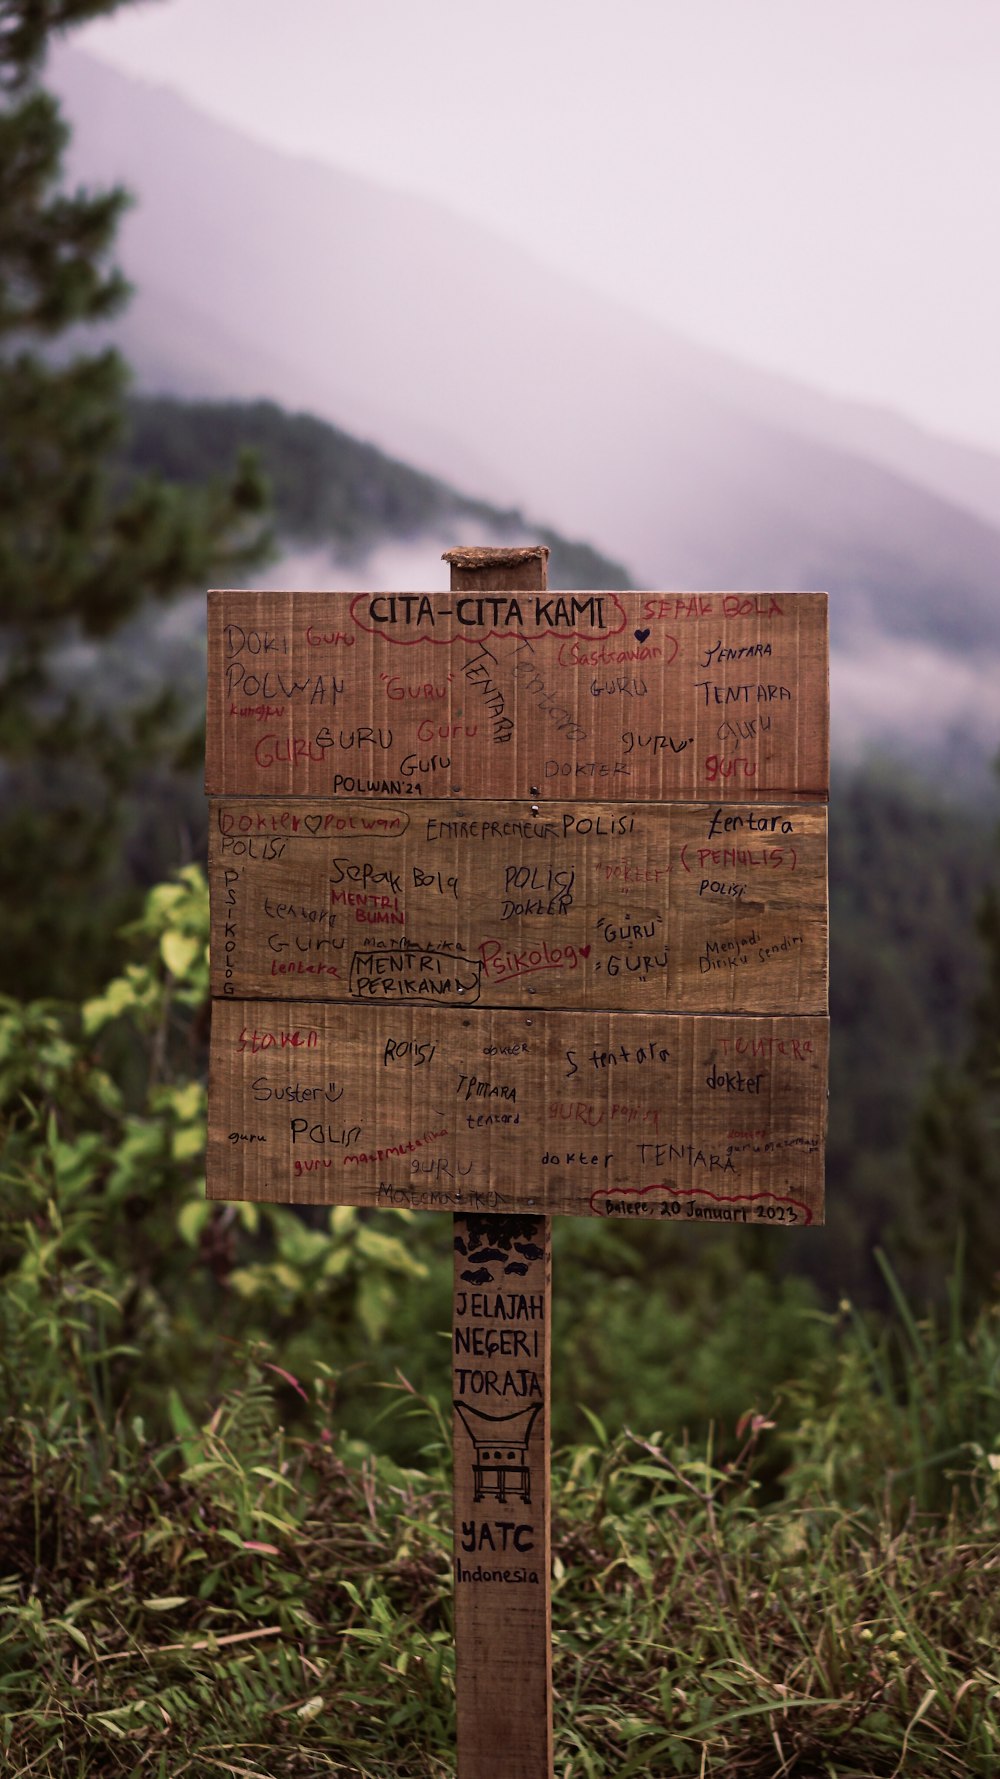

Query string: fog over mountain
50 46 1000 776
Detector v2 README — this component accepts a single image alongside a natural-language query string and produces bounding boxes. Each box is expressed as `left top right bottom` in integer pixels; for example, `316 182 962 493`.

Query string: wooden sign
206 564 829 1779
206 589 828 802
208 1001 827 1223
209 798 827 1013
207 587 829 1226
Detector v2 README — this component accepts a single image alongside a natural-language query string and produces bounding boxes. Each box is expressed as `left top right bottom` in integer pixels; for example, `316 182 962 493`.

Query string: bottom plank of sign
208 1001 827 1224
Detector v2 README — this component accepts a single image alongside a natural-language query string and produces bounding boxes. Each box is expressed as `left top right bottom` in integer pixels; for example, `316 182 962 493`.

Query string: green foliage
0 867 440 1448
784 1250 1000 1517
0 1360 456 1776
553 1216 827 1445
1 1344 998 1776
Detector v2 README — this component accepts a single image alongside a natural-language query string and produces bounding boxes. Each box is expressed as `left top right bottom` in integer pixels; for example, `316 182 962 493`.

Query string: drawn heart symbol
634 628 650 642
303 814 323 834
579 945 591 958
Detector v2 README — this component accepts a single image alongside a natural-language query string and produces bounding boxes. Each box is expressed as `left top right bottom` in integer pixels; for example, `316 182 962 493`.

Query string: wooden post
446 546 554 1779
205 561 829 1777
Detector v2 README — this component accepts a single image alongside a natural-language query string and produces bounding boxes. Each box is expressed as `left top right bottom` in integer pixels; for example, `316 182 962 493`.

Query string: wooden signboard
206 589 828 802
207 588 830 1221
209 798 827 1012
208 1001 827 1222
206 562 829 1779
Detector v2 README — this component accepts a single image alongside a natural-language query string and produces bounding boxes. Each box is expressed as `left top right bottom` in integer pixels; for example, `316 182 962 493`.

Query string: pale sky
71 0 1000 455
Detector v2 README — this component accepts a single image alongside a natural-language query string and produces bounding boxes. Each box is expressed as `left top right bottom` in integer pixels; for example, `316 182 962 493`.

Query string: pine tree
0 1 271 997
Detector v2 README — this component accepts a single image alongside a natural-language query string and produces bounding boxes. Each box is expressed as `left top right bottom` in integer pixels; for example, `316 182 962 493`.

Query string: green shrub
0 868 437 1450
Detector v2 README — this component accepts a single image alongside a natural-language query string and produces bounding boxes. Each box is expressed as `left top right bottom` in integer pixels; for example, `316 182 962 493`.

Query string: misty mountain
59 393 631 724
123 396 632 590
49 46 1000 772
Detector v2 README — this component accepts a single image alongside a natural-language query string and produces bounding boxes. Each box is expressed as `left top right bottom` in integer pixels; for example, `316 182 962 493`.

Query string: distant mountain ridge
58 393 633 742
123 397 633 589
48 45 1000 772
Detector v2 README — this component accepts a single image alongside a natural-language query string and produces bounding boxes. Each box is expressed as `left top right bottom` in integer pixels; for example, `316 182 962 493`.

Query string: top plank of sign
206 589 829 802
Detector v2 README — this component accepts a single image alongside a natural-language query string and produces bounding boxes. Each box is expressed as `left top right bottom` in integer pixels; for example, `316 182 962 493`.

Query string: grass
1 1313 999 1779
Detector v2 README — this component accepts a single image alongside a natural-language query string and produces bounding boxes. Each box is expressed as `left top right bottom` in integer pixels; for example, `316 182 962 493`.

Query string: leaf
250 1464 294 1488
625 1553 654 1581
262 1363 308 1403
229 1267 261 1298
178 1199 211 1246
167 1387 196 1437
577 1403 608 1445
171 1124 205 1162
251 1509 298 1535
892 1687 939 1778
160 930 200 978
357 1273 394 1343
356 1225 427 1277
167 1387 201 1467
81 976 139 1035
142 1596 190 1611
276 1224 329 1266
271 1262 303 1292
171 1081 206 1123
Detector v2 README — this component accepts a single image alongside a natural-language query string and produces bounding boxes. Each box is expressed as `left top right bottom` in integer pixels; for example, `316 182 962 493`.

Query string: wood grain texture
452 1214 551 1779
207 1001 827 1224
205 589 828 802
448 546 553 1779
209 798 827 1012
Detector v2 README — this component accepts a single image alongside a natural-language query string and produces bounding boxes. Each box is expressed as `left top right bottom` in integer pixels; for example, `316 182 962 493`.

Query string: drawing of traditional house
453 1401 543 1505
